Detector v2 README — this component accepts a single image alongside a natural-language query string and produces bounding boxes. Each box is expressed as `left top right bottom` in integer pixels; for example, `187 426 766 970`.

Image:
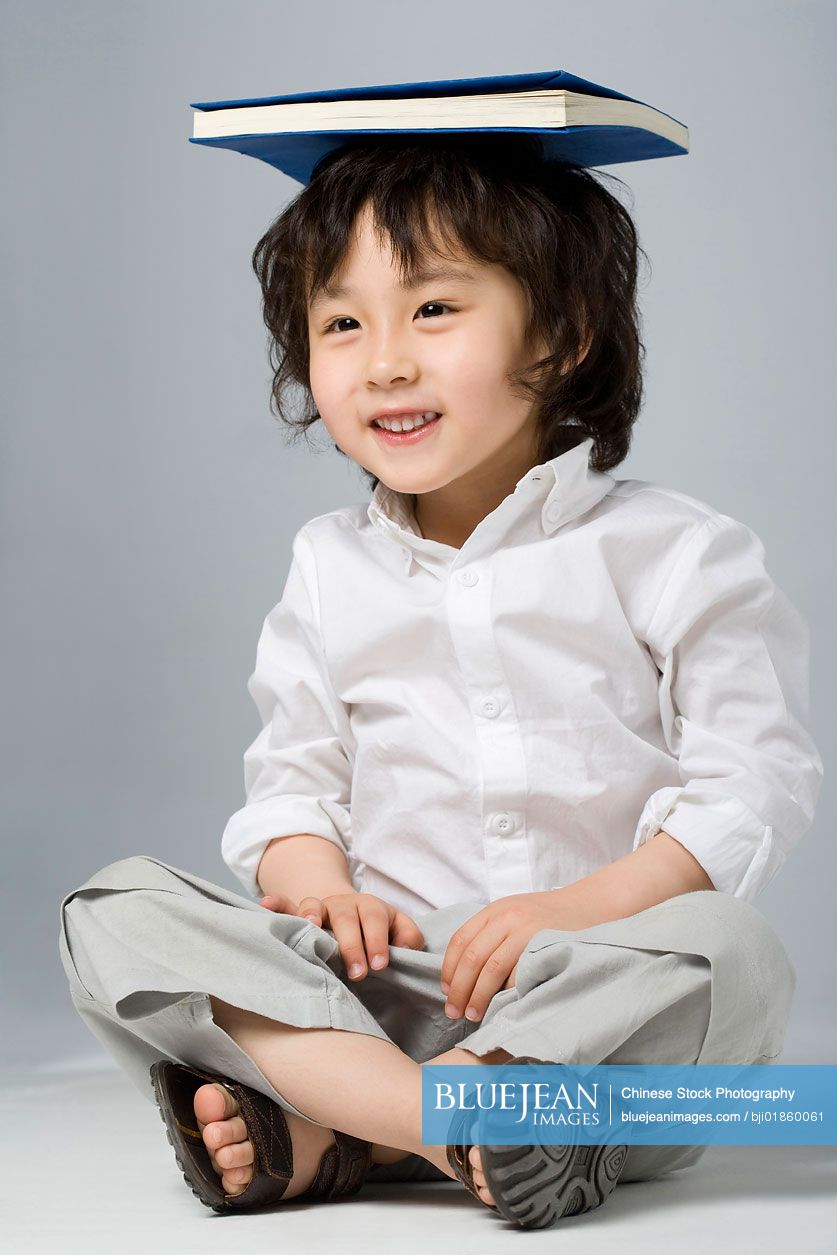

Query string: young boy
58 134 822 1229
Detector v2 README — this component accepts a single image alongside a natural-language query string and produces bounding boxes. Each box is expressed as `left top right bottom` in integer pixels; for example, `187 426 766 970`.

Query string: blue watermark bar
421 1063 837 1146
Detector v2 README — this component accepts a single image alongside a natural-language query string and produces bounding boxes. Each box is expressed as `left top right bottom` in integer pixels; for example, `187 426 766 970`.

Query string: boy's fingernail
465 1007 480 1021
304 914 319 923
349 963 364 979
370 954 386 969
445 1003 460 1019
440 981 450 995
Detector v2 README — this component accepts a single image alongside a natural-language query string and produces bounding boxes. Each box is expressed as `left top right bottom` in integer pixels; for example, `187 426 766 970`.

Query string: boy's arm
222 527 357 901
551 830 713 931
256 833 356 903
556 511 823 929
626 514 822 903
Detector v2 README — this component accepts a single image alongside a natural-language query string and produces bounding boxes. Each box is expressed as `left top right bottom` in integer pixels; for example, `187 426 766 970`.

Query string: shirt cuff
631 785 784 902
221 795 351 900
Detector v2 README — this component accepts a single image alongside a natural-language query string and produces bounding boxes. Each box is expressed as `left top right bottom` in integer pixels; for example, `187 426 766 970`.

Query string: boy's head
252 134 647 497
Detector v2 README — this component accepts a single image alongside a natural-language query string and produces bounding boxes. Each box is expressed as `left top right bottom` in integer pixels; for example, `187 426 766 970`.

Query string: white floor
5 1059 837 1255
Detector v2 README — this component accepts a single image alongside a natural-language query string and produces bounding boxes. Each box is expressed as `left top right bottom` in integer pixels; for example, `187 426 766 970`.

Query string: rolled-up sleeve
632 514 823 901
221 527 353 899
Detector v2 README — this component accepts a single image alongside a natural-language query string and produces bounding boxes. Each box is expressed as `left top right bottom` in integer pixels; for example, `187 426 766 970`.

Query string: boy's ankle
370 1143 412 1165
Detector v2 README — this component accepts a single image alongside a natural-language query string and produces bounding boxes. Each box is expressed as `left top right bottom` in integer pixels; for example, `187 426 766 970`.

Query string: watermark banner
421 1063 837 1146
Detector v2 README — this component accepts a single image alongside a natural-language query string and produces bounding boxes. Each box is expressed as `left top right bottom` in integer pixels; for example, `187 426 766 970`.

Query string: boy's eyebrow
310 264 480 308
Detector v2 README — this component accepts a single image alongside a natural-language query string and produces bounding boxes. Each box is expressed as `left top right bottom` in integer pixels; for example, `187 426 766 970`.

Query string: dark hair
251 133 649 493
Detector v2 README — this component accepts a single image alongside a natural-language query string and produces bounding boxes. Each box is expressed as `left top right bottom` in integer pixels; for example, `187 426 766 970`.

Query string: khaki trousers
57 855 796 1185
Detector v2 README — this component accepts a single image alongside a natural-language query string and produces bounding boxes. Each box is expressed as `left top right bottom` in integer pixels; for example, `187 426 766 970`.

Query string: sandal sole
446 1056 629 1230
479 1138 629 1229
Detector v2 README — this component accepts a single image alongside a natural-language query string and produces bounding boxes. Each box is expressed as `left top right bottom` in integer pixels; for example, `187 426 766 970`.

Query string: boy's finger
440 918 482 999
389 911 426 952
329 900 371 981
297 895 324 924
456 948 514 1024
259 893 296 914
357 903 391 971
444 923 506 1020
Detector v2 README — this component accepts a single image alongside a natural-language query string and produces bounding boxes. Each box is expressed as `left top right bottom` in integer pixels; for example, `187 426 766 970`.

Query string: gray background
3 0 834 1072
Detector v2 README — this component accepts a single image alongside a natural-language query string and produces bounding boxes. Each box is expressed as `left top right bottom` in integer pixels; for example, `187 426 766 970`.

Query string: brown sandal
445 1055 628 1230
150 1061 372 1213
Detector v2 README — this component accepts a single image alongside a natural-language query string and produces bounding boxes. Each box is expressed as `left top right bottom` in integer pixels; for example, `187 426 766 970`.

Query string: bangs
302 134 544 312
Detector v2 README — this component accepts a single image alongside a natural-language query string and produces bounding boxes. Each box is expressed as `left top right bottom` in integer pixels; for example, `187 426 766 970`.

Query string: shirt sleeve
220 527 354 899
632 513 823 901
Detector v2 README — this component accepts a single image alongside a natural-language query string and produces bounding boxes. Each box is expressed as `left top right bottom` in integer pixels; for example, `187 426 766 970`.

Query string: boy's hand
440 891 567 1024
259 890 426 982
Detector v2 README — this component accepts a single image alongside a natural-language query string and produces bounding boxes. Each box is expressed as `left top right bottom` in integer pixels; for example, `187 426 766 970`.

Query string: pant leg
59 854 387 1124
458 889 796 1182
58 853 485 1183
57 854 480 1126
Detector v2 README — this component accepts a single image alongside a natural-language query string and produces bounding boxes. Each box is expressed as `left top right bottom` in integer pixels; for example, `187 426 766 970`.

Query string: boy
59 134 821 1228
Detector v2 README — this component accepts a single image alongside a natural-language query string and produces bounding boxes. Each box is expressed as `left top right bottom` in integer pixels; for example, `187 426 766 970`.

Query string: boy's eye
323 302 455 335
416 302 453 320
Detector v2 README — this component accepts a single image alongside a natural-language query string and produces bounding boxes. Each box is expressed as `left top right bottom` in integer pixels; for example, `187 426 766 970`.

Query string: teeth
375 411 439 432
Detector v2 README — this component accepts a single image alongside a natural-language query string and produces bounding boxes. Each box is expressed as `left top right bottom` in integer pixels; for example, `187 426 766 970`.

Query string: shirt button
457 569 479 586
490 812 515 835
545 501 563 522
478 696 501 718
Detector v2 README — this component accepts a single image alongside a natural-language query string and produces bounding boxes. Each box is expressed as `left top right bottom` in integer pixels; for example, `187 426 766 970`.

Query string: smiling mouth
371 414 443 444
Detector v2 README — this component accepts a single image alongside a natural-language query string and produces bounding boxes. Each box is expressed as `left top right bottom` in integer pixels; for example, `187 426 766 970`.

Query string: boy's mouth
371 413 442 445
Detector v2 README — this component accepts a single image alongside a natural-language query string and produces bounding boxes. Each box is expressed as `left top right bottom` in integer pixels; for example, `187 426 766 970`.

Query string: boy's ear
575 327 593 367
555 328 592 377
572 301 594 368
529 315 592 373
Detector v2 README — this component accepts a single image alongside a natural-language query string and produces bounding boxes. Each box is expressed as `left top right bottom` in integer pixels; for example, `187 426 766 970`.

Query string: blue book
189 68 688 185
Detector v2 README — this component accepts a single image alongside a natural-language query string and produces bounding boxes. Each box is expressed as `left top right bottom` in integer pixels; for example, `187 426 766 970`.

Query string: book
188 68 689 185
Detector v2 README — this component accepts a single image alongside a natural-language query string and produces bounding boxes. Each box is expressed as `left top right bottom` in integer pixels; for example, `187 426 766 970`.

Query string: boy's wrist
267 883 357 904
255 833 356 902
547 831 715 931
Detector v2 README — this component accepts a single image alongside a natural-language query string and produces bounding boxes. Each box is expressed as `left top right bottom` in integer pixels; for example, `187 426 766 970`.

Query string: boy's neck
411 425 541 549
413 491 503 549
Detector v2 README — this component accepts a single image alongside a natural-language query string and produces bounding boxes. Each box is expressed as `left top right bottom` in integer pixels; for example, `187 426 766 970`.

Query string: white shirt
221 436 823 914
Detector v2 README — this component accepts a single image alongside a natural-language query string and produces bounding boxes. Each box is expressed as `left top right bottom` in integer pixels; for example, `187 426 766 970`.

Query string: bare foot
418 1142 498 1209
467 1146 498 1208
192 1082 338 1199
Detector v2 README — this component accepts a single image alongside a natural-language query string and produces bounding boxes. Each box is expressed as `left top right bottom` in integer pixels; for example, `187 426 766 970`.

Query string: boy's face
306 202 551 524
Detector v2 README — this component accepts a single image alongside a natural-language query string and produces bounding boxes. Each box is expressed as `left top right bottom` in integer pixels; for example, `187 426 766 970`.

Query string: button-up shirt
220 436 822 914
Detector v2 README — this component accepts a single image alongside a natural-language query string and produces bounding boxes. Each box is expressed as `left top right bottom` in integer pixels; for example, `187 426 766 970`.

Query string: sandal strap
213 1076 296 1209
445 1104 483 1201
297 1129 373 1202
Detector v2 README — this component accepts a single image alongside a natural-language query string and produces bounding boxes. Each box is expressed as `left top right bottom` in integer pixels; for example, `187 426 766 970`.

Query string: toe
194 1082 239 1129
221 1166 251 1195
204 1115 249 1151
215 1139 255 1171
467 1147 497 1209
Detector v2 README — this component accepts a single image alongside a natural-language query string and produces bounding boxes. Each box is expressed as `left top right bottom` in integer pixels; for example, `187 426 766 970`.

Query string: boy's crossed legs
199 995 512 1207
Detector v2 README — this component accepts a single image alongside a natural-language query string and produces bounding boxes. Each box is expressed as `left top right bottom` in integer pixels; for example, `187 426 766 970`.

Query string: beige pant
57 855 796 1185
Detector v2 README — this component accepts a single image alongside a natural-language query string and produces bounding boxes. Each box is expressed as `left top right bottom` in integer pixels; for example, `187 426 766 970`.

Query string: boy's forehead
308 200 486 308
309 261 483 308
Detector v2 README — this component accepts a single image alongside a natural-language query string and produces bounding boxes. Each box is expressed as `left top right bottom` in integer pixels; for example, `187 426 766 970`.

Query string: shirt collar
366 434 613 573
